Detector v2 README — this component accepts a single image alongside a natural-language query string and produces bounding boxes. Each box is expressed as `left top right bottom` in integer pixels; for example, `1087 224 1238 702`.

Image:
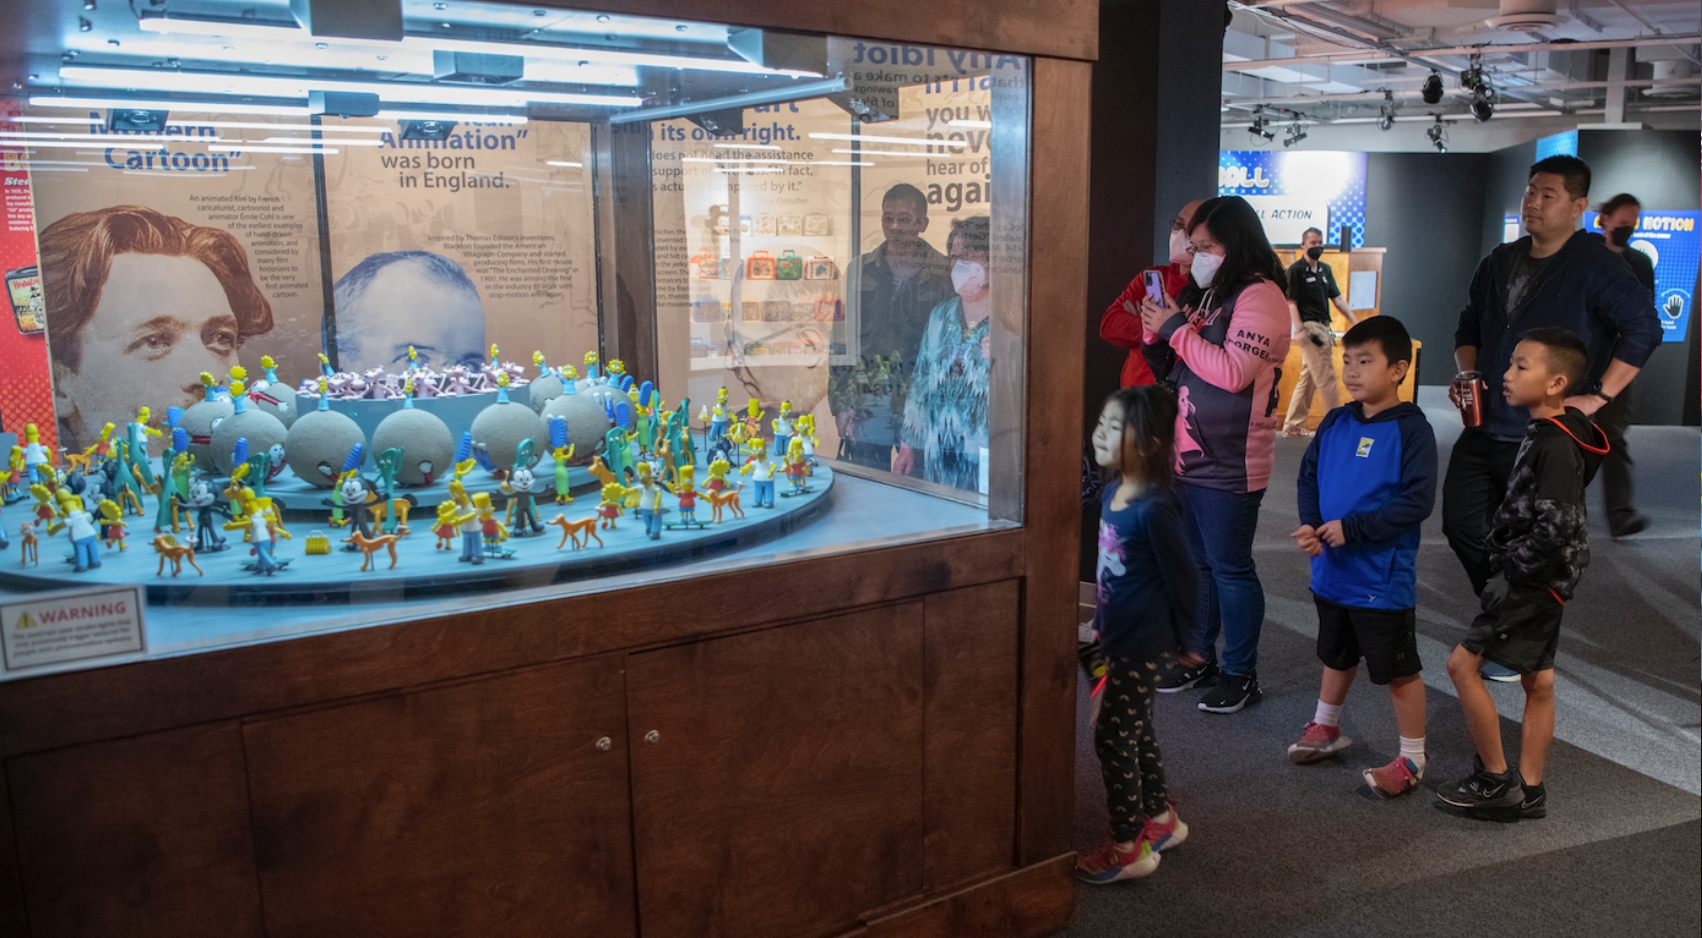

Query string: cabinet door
6 723 263 938
244 656 634 938
628 603 925 938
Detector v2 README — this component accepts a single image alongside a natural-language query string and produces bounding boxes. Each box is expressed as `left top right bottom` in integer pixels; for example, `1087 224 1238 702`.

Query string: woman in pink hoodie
1137 195 1290 714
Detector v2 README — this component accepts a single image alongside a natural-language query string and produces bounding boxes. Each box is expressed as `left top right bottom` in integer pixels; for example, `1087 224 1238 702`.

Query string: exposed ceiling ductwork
1485 1 1562 32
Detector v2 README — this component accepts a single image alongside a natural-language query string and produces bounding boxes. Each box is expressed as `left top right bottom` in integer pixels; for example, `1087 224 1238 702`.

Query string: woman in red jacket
1100 199 1206 387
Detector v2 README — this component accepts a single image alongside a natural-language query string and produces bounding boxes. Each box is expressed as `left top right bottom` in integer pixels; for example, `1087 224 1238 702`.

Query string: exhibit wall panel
1363 151 1493 387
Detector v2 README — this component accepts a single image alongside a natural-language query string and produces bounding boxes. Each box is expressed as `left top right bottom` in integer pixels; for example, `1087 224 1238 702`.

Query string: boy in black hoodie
1440 327 1608 821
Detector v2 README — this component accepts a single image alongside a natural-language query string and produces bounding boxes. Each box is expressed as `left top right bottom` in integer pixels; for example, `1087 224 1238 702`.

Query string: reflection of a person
834 183 954 469
894 215 992 492
333 251 486 371
40 205 273 451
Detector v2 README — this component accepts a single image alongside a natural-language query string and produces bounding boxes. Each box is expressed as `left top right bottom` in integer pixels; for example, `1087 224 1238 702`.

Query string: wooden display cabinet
0 3 1098 937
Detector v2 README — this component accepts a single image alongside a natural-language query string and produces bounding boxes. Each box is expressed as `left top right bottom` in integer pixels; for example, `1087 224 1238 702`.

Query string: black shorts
1461 580 1564 674
1314 595 1422 685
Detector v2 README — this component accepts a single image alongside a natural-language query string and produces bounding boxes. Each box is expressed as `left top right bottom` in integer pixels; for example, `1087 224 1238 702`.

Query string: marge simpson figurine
548 416 575 505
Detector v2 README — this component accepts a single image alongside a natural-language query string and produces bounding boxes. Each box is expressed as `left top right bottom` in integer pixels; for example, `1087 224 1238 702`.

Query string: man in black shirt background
1282 227 1359 438
1590 193 1656 536
833 183 954 471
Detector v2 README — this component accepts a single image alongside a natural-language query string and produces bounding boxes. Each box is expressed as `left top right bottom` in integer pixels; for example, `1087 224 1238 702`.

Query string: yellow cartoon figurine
740 436 776 509
771 400 796 457
29 483 59 531
583 350 600 381
433 500 459 550
22 423 52 485
97 499 128 550
472 491 510 558
596 482 629 530
607 359 627 383
796 414 819 474
782 437 809 497
665 463 704 530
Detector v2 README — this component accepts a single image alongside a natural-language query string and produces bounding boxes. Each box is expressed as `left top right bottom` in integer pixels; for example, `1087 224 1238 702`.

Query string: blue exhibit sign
1585 209 1699 344
1534 131 1578 160
1218 150 1368 248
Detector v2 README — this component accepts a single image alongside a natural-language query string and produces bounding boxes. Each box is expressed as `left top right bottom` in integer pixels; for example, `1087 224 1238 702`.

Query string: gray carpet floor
1055 387 1701 938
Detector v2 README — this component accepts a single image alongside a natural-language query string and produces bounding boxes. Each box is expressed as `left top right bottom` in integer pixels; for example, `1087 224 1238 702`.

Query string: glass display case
0 1 1030 677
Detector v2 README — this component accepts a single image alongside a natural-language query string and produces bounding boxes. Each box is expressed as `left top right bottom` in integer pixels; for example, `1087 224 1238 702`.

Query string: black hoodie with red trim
1485 407 1610 600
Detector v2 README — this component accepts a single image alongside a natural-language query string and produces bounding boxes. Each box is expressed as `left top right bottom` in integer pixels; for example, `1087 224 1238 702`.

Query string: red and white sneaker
1075 838 1160 884
1141 800 1190 853
1287 721 1351 764
1363 756 1424 799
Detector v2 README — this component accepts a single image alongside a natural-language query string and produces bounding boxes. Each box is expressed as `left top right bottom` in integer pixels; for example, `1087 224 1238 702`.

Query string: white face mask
1168 229 1191 265
951 260 988 296
1190 251 1224 288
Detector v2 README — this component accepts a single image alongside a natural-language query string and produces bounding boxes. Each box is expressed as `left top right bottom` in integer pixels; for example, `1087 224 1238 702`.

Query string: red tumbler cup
1454 371 1486 428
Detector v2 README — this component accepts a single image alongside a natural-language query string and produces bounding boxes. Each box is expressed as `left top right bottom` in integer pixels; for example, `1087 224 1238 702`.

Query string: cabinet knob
644 730 661 745
595 736 613 752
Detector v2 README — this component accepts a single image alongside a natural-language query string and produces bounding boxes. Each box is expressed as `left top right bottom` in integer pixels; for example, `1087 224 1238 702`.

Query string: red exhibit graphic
0 99 55 452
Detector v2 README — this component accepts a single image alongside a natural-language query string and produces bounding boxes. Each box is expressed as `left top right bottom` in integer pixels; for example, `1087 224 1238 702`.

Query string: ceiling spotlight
1378 88 1396 131
1248 107 1275 143
1421 70 1444 105
1426 115 1448 154
1282 121 1308 148
1460 58 1496 122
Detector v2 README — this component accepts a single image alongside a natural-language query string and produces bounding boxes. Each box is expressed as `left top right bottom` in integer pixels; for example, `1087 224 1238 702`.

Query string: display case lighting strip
831 148 929 159
609 77 853 123
58 67 641 109
29 96 312 116
134 13 816 79
207 144 337 154
545 160 583 167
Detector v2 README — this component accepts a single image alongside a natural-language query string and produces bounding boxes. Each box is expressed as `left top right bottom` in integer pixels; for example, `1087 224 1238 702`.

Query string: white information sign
1242 195 1328 245
1348 270 1379 311
2 585 146 673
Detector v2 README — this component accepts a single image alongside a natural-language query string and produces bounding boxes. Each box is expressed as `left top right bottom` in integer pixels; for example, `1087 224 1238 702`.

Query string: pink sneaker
1287 721 1351 764
1363 756 1424 799
1075 838 1160 884
1141 800 1189 853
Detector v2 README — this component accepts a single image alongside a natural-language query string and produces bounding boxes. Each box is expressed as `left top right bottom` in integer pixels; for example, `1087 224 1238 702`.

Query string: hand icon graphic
1663 295 1684 320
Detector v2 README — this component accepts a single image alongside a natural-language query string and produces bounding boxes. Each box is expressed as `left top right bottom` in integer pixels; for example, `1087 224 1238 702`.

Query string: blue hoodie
1455 229 1661 441
1297 401 1437 610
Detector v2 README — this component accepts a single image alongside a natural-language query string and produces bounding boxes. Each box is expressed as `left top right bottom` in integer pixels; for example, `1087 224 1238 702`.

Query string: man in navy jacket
1444 156 1660 597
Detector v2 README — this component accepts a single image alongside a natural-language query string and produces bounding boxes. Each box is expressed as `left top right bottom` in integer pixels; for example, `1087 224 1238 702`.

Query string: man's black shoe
1198 673 1262 714
1157 661 1219 694
1518 777 1548 819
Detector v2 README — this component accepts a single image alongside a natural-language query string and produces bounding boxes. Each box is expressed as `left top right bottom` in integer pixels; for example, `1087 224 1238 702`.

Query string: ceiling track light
1378 88 1396 131
1426 114 1448 154
1282 120 1308 148
1421 70 1445 105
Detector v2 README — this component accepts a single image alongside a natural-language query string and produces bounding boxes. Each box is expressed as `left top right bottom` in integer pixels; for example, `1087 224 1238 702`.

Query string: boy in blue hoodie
1289 317 1438 798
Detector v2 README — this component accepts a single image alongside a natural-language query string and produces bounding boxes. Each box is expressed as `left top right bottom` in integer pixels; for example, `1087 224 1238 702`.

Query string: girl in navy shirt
1077 385 1202 885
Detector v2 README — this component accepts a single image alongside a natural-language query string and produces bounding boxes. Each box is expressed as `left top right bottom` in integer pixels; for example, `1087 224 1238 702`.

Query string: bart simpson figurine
782 437 810 497
5 445 25 503
665 464 704 530
473 491 508 556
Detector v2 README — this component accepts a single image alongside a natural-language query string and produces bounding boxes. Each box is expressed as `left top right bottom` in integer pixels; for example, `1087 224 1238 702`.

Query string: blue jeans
639 508 663 538
1177 484 1266 679
461 530 484 564
753 480 775 508
72 535 100 570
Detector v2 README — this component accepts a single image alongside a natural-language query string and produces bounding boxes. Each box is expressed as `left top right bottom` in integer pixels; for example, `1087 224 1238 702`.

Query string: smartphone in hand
1142 269 1165 305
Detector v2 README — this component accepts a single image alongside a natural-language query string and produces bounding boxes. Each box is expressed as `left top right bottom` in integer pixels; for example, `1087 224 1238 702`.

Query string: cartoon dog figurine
150 534 203 577
344 529 401 571
548 513 603 550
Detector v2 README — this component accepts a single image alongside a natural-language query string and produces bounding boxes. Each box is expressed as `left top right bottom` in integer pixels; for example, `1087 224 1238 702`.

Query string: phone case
775 250 804 280
804 256 837 280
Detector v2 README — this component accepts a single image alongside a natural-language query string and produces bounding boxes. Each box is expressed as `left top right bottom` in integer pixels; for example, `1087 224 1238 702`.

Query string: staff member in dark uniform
1591 193 1655 537
1282 227 1358 438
